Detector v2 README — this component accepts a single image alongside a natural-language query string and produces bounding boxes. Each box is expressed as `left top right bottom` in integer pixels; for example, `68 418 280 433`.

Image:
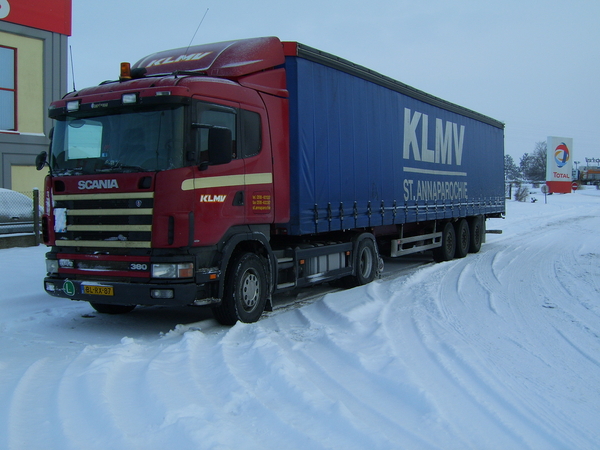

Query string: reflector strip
57 240 152 248
66 208 153 216
181 173 273 191
66 225 152 232
54 192 154 201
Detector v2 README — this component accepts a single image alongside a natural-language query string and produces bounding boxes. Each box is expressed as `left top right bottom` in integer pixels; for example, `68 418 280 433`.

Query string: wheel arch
217 231 276 310
351 231 381 279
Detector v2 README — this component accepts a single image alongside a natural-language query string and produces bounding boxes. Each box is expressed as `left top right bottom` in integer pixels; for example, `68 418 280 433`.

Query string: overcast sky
69 0 600 164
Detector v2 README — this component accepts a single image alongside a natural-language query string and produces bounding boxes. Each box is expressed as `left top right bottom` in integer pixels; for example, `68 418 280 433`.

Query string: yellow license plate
83 285 114 296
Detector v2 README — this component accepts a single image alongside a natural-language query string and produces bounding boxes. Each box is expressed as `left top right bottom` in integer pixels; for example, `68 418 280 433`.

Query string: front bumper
43 276 215 307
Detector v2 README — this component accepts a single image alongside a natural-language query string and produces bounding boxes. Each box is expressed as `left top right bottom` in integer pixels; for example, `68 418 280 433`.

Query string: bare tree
520 141 547 181
504 154 520 181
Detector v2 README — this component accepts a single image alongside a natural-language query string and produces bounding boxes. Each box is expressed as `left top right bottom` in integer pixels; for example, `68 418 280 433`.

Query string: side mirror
207 127 233 166
36 151 48 171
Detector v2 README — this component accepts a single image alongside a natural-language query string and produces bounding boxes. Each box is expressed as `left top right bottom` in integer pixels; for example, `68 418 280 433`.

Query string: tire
354 236 378 286
89 302 136 314
212 253 268 325
454 219 470 259
468 215 484 253
433 222 456 262
331 235 378 288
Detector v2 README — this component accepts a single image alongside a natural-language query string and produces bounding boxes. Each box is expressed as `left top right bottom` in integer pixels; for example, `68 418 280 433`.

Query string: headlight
151 263 193 278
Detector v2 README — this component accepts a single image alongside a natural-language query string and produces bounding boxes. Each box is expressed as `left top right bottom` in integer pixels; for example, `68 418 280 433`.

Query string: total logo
554 142 570 168
0 0 10 19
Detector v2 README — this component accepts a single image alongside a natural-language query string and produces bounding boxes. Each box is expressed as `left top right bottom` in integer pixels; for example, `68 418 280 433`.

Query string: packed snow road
1 188 599 449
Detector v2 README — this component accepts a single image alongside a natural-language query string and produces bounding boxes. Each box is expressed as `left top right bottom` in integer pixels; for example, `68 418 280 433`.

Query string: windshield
50 106 185 175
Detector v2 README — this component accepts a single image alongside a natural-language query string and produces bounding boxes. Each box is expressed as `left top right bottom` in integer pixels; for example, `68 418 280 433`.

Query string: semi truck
37 37 505 325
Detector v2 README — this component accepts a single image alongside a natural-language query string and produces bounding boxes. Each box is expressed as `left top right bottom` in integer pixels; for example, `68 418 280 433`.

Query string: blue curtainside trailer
281 42 505 237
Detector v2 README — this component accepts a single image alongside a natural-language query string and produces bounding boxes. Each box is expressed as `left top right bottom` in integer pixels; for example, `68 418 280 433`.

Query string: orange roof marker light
120 62 132 81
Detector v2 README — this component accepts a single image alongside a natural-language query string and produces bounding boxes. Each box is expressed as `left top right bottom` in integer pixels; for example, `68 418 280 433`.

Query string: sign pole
541 183 549 203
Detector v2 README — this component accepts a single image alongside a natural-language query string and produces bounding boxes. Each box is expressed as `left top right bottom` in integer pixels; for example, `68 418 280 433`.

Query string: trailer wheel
354 236 378 285
212 253 268 325
89 303 136 314
433 222 456 262
468 215 484 253
454 219 470 258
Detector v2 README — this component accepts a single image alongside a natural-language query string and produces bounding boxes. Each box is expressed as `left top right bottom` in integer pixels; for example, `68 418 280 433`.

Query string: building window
0 45 16 131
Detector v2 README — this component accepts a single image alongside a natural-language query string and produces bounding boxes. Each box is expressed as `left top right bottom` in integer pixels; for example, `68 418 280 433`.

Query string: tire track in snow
7 357 69 450
382 262 568 449
385 300 526 447
156 328 310 449
385 210 600 449
222 303 440 450
55 342 167 450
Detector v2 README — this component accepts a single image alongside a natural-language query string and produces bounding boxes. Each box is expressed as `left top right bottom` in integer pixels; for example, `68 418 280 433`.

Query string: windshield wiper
54 168 84 176
96 162 147 173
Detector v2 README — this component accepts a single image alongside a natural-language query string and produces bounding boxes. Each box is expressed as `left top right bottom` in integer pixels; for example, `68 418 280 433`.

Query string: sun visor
132 36 285 79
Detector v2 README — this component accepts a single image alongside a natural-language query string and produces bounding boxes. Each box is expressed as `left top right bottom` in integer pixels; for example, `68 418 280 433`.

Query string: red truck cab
41 37 293 323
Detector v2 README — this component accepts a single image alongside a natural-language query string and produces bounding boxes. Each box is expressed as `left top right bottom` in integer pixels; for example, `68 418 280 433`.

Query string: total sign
0 0 71 36
0 1 10 19
546 136 573 193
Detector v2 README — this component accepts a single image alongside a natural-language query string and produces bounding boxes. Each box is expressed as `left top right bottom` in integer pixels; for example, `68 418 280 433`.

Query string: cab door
239 107 274 224
189 100 246 247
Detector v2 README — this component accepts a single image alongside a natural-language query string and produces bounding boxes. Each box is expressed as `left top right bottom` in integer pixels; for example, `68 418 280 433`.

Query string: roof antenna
186 8 209 54
69 45 76 91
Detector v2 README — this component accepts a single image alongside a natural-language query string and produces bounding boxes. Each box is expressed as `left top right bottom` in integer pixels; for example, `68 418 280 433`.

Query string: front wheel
212 253 268 325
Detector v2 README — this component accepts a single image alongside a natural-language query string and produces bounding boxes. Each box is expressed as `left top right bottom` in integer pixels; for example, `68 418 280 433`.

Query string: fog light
122 93 138 104
151 289 174 299
46 259 59 274
66 100 80 112
45 282 56 292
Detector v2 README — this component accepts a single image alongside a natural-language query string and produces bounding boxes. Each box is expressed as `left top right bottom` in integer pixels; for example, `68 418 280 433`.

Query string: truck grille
53 192 154 248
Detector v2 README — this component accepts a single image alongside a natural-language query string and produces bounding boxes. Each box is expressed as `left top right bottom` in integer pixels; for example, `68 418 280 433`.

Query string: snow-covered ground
1 187 600 450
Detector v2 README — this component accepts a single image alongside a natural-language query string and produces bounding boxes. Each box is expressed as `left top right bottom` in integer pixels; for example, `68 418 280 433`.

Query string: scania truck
38 37 505 324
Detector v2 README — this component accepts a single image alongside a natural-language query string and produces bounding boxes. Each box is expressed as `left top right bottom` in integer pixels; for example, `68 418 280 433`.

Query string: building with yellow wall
0 0 71 192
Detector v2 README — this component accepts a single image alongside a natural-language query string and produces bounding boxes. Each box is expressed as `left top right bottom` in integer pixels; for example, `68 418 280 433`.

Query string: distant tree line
505 141 547 182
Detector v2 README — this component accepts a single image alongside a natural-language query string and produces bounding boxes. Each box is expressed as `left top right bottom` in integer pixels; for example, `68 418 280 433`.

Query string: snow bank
1 190 600 449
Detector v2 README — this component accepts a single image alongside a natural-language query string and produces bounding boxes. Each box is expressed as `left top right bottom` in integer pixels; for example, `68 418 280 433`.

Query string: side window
0 46 16 131
240 109 262 158
196 103 237 159
194 101 262 161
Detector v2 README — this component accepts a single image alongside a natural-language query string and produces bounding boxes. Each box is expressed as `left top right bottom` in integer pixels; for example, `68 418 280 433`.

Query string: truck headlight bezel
151 263 194 279
46 259 59 274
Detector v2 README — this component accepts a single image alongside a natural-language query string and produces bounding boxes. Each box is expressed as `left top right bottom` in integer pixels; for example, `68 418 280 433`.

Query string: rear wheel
433 222 456 262
212 253 268 325
89 303 136 314
468 215 484 253
354 237 378 285
331 235 379 288
454 219 470 258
